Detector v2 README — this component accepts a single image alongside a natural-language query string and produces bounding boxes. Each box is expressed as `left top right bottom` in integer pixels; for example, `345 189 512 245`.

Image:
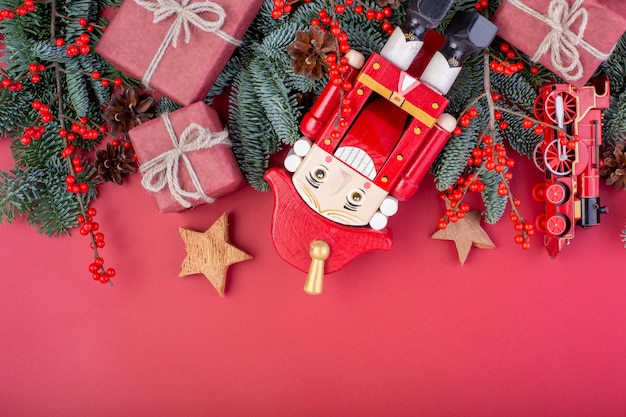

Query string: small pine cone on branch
95 143 137 185
104 87 156 135
286 25 336 80
600 142 626 189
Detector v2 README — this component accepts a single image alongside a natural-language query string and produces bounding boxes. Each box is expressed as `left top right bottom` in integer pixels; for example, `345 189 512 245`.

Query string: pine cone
95 143 137 185
600 142 626 189
376 0 402 9
286 25 336 80
104 87 156 135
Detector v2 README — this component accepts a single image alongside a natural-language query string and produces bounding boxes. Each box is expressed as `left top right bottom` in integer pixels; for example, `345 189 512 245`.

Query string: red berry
78 17 88 26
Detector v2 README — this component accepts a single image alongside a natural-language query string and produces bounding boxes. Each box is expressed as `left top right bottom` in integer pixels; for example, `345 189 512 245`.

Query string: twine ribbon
134 0 242 87
507 0 612 81
140 112 232 209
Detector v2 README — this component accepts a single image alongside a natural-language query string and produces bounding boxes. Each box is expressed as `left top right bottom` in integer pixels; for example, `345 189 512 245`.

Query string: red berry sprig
440 103 534 250
77 208 116 284
0 0 36 21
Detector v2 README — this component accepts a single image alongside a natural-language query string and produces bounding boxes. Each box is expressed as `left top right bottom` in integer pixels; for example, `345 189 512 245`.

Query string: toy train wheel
545 213 571 237
533 141 546 171
544 139 575 176
531 182 546 202
535 213 547 233
544 91 577 125
545 182 569 205
533 94 547 121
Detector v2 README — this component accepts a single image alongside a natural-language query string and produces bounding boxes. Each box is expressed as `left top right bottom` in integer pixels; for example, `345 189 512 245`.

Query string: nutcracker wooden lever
304 240 330 295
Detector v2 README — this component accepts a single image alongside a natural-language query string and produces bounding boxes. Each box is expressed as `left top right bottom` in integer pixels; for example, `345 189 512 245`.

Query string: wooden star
431 210 495 265
179 212 252 296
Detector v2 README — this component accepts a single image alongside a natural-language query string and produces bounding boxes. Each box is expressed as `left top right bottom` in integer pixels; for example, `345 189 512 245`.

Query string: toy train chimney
380 0 453 71
421 11 499 94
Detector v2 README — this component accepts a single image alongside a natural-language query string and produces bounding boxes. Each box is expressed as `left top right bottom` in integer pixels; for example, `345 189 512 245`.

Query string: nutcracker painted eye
307 165 328 188
344 188 365 211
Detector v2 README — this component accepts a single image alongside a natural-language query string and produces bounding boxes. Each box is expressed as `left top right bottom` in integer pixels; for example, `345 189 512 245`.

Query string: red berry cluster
474 0 489 11
94 73 123 89
69 117 105 141
20 125 45 146
54 16 97 57
32 99 53 123
489 43 525 76
65 174 90 194
271 0 293 18
509 209 534 250
0 77 23 91
0 0 35 21
78 208 116 284
489 42 542 77
28 63 46 84
70 156 87 175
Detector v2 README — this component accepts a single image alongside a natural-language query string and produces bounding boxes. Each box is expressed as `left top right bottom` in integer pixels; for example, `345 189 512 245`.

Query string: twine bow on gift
507 0 612 81
134 0 242 87
140 113 232 209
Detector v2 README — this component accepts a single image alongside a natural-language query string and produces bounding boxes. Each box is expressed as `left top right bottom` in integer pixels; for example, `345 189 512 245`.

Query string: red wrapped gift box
96 0 263 105
493 0 626 87
130 101 244 213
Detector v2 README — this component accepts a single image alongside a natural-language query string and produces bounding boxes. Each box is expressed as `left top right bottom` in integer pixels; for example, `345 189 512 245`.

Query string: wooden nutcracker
266 4 499 294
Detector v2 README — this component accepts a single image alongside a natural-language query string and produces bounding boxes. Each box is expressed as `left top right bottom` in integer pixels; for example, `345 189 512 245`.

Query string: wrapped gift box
96 0 263 105
493 0 626 87
130 101 244 213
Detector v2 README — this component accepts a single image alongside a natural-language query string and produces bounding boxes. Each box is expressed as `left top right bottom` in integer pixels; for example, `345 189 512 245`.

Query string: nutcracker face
292 145 389 226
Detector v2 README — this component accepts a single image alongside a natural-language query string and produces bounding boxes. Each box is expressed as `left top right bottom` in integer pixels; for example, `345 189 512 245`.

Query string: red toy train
265 2 498 294
532 76 610 258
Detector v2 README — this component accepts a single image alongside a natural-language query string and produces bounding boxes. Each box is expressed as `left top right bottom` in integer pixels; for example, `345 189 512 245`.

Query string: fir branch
229 68 273 191
249 55 300 146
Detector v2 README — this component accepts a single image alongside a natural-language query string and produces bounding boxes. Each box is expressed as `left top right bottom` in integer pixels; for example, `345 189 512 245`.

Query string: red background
1 133 626 416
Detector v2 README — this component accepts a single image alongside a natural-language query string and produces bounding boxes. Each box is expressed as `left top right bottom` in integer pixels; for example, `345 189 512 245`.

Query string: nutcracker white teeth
266 2 499 294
